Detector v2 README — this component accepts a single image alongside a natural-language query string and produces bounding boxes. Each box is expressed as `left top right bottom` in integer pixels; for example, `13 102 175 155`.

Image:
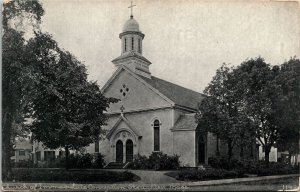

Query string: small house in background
258 145 278 162
11 139 32 163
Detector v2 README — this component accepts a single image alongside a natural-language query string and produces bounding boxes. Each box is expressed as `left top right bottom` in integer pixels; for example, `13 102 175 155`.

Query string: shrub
20 153 106 169
175 168 245 181
129 152 180 170
65 153 106 169
208 156 243 170
208 156 298 176
12 160 36 168
76 153 93 168
93 153 106 168
129 154 149 169
255 162 298 176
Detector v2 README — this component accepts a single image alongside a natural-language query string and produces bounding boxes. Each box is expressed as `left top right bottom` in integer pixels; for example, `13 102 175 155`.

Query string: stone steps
198 164 213 171
104 162 126 169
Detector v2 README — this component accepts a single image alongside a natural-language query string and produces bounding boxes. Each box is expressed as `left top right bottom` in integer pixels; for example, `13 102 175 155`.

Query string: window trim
138 39 141 53
153 119 161 152
19 150 25 156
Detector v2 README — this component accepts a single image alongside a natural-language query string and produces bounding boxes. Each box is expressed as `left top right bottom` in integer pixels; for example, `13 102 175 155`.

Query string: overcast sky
40 0 300 93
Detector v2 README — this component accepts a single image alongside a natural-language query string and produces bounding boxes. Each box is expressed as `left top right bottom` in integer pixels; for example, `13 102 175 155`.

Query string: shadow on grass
164 169 247 182
4 168 141 183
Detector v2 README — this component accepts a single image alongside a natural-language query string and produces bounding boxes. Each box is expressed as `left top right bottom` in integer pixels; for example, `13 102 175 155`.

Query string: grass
165 168 246 181
4 168 140 183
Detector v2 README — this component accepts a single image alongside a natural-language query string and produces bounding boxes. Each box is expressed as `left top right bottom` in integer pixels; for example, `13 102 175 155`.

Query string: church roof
112 51 151 64
106 114 142 139
123 17 140 32
138 75 205 110
15 139 32 150
171 113 199 131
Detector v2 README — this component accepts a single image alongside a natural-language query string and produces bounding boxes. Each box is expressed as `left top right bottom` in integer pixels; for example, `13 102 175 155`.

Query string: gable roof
112 52 151 64
101 66 174 105
138 75 205 110
101 66 205 111
106 114 142 139
171 113 199 131
15 139 32 150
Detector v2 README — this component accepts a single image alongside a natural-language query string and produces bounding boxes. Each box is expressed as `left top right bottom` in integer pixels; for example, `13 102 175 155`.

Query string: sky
40 0 300 93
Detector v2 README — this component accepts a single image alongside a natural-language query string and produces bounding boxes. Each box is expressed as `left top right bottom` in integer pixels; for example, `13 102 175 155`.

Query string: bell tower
112 2 151 78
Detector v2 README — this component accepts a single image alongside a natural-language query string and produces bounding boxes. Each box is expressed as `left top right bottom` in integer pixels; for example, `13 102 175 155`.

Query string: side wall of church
173 131 196 167
120 108 174 156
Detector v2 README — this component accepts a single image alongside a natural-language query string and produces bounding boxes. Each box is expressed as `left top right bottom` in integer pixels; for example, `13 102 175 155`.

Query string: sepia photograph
1 0 300 191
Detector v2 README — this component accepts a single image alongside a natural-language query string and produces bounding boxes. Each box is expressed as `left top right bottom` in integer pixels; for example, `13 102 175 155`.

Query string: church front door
126 139 133 162
198 136 206 164
116 140 123 163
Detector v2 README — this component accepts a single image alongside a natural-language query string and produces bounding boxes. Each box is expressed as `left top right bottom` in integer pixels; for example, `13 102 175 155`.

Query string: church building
85 13 221 167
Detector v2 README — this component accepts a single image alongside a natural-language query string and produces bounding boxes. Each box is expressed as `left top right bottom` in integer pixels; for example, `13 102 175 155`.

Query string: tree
276 58 300 159
2 0 44 179
197 64 255 160
233 57 282 164
25 33 118 169
3 0 118 174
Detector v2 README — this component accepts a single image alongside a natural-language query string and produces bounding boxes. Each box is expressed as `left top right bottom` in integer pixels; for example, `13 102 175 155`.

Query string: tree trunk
250 141 254 158
240 145 244 159
216 135 220 156
65 147 69 170
2 111 13 180
228 140 233 161
264 145 271 167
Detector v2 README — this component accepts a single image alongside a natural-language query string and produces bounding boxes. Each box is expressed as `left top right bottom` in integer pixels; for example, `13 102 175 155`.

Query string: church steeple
112 1 151 78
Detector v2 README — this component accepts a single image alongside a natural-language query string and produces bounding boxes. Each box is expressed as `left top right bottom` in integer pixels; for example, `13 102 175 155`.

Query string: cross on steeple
128 0 136 18
120 105 125 113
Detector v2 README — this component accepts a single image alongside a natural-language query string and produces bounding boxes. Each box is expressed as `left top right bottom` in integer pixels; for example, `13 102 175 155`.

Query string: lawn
4 168 140 183
165 168 246 181
189 176 299 191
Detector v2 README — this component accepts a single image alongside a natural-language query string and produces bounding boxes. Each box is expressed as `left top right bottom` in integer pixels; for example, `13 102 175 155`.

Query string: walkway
128 170 182 184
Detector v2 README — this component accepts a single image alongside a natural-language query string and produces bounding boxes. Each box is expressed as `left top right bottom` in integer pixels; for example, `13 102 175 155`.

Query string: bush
174 168 245 181
129 154 149 169
208 156 298 176
208 156 243 170
93 153 106 168
4 168 138 182
63 153 105 169
255 162 298 176
15 153 106 169
129 152 180 170
13 160 36 168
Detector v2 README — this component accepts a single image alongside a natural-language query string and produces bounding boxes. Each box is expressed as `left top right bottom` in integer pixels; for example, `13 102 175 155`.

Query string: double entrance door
116 139 133 163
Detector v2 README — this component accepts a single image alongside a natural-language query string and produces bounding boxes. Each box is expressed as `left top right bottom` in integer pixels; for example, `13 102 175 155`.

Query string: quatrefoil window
120 84 130 97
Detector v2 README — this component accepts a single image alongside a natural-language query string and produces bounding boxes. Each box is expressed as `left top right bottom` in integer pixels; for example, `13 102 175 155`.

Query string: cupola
112 3 151 78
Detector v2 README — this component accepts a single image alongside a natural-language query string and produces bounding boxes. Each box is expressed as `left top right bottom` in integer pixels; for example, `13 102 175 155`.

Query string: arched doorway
198 135 206 164
126 139 133 162
116 140 123 163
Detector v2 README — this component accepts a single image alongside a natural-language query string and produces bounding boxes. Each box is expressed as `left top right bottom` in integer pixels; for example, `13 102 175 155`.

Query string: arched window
153 120 160 151
131 37 134 50
124 38 127 51
138 39 141 53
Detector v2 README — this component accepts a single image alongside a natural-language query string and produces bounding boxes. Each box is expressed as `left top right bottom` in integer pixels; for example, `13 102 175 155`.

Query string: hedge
208 156 299 176
128 152 180 170
5 168 139 183
166 168 245 181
